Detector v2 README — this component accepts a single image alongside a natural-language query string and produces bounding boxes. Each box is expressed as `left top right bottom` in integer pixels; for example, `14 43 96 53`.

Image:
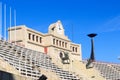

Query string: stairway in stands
83 60 120 80
0 40 80 80
93 62 120 80
50 50 106 80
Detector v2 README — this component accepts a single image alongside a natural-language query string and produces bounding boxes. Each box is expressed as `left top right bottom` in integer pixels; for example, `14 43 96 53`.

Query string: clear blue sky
1 0 120 63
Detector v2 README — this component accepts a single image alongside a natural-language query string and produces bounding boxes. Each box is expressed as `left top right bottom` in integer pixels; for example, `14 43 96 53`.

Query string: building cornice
27 41 44 47
45 45 71 52
45 33 71 42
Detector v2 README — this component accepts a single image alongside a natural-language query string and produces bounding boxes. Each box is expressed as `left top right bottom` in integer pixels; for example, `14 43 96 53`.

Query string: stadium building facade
0 20 119 80
8 20 82 61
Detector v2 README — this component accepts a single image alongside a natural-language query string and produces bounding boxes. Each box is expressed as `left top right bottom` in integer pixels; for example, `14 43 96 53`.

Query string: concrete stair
72 60 105 80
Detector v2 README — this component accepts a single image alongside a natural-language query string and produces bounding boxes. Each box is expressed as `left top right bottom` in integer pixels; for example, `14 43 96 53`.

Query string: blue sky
1 0 120 63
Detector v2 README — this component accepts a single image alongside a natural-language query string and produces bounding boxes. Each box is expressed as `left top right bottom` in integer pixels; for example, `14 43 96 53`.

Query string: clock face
57 24 63 34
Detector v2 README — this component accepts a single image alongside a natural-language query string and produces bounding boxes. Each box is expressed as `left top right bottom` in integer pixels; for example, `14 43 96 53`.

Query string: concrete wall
0 70 33 80
27 42 44 52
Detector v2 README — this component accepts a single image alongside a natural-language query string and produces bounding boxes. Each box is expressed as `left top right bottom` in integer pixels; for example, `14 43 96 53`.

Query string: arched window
56 40 58 45
53 39 55 45
65 42 67 48
59 41 61 46
62 42 64 47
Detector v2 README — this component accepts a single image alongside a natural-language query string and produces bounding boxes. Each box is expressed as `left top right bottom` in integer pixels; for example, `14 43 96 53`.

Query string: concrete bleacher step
0 41 41 79
0 57 20 75
39 67 61 80
93 62 120 80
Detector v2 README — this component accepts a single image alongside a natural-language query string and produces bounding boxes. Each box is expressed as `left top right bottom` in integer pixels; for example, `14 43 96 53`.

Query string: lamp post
87 33 97 62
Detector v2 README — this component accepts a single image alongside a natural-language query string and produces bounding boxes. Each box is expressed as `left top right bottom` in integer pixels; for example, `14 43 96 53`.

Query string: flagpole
0 2 2 40
9 7 11 42
4 4 6 41
14 9 16 45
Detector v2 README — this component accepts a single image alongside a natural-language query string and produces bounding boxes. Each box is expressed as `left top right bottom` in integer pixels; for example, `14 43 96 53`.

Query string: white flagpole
14 9 16 45
9 7 11 42
4 4 6 41
0 2 2 40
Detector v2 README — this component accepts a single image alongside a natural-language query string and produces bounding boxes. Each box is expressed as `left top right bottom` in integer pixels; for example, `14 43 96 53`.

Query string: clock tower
48 20 65 36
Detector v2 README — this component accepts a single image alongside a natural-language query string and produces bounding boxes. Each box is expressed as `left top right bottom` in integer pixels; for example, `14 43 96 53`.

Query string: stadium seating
0 40 41 79
0 40 80 80
83 60 120 80
1 39 120 80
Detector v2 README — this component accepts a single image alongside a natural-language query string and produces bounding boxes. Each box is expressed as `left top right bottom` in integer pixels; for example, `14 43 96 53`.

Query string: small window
73 47 74 52
28 33 31 40
32 35 35 41
53 39 55 44
65 42 67 48
59 41 61 46
36 36 38 42
62 42 64 47
75 47 77 52
56 40 58 45
40 37 42 43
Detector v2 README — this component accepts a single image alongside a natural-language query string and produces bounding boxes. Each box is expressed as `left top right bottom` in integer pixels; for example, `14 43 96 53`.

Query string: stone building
8 20 82 61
